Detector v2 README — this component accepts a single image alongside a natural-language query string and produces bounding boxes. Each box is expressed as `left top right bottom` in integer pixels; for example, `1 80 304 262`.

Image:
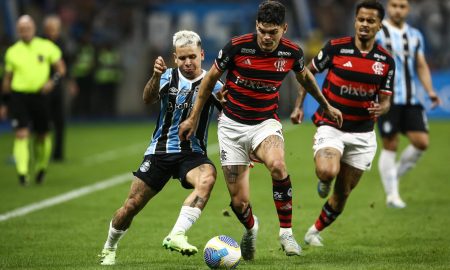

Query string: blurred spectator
42 14 72 161
92 42 122 117
70 32 95 118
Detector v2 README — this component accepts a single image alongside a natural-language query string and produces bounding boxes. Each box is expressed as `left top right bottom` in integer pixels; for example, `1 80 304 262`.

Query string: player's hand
0 105 7 121
324 105 343 128
429 92 442 109
216 88 228 106
290 107 304 124
41 80 55 94
154 56 167 76
179 118 196 141
367 101 387 118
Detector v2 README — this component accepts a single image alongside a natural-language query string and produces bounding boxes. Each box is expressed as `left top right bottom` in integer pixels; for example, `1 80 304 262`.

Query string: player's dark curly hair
257 0 285 25
356 0 385 21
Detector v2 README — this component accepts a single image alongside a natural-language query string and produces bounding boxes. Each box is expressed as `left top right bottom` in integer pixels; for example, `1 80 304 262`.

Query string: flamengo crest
274 58 287 71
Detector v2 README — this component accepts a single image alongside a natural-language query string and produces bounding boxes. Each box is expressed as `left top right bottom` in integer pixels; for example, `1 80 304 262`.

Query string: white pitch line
0 121 302 222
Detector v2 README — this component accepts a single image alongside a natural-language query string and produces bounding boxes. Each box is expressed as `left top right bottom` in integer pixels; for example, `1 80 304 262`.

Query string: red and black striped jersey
214 33 305 125
311 36 395 132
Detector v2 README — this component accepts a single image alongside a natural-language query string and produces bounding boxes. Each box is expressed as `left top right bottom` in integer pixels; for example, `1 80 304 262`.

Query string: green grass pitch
0 120 449 269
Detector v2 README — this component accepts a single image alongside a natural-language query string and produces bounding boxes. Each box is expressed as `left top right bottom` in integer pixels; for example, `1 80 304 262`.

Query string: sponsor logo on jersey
372 62 385 75
274 58 287 71
220 149 228 161
340 48 354 54
242 58 252 65
241 48 256 54
234 76 278 92
218 49 223 59
277 51 291 57
340 84 376 97
343 61 353 67
373 53 386 61
168 87 178 95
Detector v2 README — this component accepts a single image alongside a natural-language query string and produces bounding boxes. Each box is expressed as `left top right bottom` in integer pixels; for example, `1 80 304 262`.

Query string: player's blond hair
173 30 201 49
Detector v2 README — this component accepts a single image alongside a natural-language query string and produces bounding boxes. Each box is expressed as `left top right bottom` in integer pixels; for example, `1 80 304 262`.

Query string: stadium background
1 1 450 269
1 0 449 123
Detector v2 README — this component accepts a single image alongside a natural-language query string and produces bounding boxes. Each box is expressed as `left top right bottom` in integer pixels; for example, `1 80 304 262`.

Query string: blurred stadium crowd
1 0 449 118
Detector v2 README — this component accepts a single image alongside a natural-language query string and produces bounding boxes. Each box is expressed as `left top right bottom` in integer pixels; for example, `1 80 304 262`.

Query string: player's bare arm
416 53 441 108
368 93 391 117
290 86 306 124
179 65 223 141
295 67 343 127
143 56 167 104
2 72 12 93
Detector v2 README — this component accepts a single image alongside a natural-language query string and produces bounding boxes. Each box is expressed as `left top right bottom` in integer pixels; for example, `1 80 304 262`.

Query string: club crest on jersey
372 62 385 75
140 160 151 172
274 58 287 71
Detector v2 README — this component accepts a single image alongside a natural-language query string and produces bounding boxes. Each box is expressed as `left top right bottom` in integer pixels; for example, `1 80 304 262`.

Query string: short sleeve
311 41 333 73
4 49 13 72
416 30 425 56
292 46 305 73
214 40 234 71
47 40 62 64
380 56 396 95
159 68 172 94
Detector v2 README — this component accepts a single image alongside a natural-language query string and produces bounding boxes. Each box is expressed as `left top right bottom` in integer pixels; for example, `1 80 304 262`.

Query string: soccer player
179 0 342 259
290 0 395 247
376 0 441 208
1 15 66 185
99 30 224 265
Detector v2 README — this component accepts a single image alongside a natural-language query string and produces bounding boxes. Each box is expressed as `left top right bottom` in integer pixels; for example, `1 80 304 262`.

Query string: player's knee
412 140 428 151
196 174 216 194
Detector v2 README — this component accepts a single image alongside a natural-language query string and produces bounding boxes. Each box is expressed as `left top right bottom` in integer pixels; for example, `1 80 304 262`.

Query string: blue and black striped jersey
145 68 223 155
376 20 425 105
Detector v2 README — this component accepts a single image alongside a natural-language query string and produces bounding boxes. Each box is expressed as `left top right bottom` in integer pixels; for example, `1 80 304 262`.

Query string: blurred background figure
0 0 448 122
69 31 95 118
2 15 66 185
43 15 72 162
92 41 122 118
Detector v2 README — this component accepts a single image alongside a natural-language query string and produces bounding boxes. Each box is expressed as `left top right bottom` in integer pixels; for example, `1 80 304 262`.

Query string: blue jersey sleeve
159 68 172 94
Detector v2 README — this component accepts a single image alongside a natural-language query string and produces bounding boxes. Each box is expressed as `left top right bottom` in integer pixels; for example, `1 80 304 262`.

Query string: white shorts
313 125 377 171
218 114 283 166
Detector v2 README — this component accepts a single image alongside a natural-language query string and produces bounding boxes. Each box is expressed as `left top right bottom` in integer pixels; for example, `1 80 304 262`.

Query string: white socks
104 221 127 250
397 145 423 178
378 149 399 198
170 206 201 235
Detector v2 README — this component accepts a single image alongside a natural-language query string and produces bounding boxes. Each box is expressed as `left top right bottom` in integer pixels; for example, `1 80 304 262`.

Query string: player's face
256 22 287 52
173 45 204 80
17 20 36 43
355 8 382 42
387 0 409 26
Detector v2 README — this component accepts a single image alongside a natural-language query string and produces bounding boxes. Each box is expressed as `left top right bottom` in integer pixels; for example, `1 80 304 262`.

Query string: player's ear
201 49 205 61
173 52 177 64
283 23 288 34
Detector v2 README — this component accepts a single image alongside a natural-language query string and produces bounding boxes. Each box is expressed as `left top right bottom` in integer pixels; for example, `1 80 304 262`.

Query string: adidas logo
343 61 352 67
243 58 252 65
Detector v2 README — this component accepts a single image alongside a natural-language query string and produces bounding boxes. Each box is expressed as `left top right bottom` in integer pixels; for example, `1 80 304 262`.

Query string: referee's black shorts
9 91 51 134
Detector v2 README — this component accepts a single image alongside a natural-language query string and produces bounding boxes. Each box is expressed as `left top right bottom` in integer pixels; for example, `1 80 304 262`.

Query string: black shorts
133 152 216 192
377 104 429 138
9 91 51 134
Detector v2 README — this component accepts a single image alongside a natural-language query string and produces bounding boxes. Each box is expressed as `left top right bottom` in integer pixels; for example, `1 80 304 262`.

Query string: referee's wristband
52 72 62 84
